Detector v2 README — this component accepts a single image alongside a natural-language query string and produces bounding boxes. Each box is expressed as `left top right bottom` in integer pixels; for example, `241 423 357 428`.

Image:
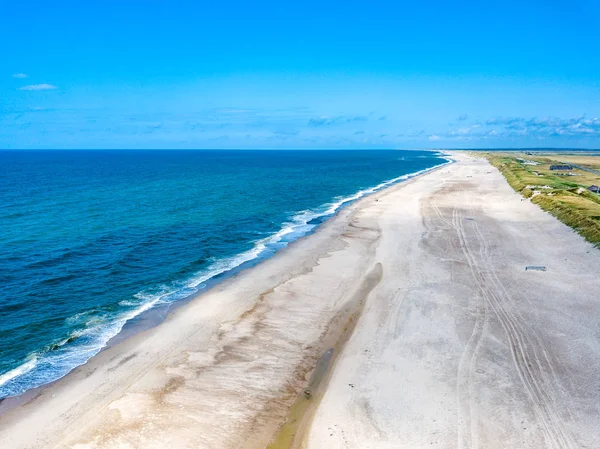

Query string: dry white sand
305 153 600 449
1 153 599 449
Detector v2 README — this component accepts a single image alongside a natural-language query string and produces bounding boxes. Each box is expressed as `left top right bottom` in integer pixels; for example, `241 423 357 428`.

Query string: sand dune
1 153 599 449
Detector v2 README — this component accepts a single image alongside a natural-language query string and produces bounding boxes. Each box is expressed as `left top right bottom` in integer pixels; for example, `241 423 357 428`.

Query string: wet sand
1 153 599 449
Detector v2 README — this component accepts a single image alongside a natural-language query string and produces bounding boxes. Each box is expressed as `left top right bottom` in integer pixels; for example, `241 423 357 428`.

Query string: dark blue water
0 150 447 398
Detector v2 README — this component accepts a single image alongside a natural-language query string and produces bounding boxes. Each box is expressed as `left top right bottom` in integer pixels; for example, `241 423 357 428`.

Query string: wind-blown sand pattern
1 153 599 449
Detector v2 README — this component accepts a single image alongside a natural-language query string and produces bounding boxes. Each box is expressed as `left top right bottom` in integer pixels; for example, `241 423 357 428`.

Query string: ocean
0 149 447 398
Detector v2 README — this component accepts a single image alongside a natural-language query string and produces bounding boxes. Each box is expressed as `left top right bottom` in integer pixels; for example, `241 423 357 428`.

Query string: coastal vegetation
483 152 600 246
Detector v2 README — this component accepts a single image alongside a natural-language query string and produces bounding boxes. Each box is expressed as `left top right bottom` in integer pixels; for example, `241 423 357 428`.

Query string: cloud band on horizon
18 83 58 91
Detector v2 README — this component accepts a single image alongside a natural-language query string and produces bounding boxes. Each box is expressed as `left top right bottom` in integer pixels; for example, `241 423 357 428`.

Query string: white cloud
18 84 58 91
12 73 29 79
430 115 600 142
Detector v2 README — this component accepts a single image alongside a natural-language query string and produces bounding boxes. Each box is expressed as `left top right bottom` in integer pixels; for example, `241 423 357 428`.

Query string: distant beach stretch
1 151 599 449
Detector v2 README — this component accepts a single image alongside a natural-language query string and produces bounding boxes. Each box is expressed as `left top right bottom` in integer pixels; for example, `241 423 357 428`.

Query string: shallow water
0 149 446 398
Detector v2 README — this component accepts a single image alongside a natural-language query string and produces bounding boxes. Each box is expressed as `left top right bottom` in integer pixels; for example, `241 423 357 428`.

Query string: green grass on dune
532 195 600 244
484 153 600 247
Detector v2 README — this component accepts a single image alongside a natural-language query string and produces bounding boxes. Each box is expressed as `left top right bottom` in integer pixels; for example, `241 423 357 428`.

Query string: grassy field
482 152 600 246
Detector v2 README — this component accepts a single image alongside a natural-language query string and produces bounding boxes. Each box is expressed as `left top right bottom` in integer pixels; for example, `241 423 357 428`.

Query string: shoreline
0 158 441 448
105 152 453 349
3 151 597 449
0 154 451 414
0 153 450 404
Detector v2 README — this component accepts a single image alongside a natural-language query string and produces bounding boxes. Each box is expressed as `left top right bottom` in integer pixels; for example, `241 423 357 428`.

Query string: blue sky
1 0 599 149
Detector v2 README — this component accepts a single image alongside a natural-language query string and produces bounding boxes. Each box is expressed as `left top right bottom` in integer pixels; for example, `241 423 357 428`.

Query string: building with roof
550 164 574 171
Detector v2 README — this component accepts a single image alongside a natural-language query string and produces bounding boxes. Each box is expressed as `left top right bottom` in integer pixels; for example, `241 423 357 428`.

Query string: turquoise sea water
0 150 446 398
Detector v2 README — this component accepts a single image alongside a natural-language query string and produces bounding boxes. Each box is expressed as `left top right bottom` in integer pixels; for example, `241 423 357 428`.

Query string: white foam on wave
64 310 95 325
323 160 450 214
0 356 38 389
1 157 452 398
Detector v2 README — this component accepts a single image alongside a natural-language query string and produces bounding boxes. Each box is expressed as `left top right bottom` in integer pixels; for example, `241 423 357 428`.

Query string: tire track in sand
427 181 577 449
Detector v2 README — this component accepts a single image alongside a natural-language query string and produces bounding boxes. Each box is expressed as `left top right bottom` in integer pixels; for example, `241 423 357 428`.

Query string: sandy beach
1 152 599 449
